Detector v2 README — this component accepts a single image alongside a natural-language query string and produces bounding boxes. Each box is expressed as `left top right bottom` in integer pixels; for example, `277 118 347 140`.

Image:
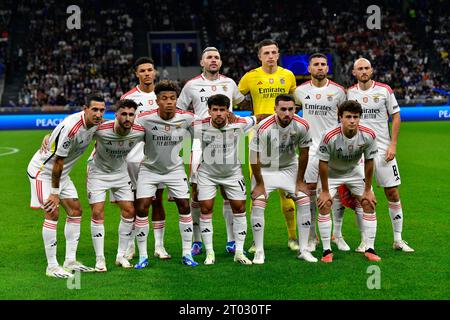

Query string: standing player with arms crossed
27 96 106 278
348 58 414 253
293 53 350 252
238 39 300 253
177 47 247 256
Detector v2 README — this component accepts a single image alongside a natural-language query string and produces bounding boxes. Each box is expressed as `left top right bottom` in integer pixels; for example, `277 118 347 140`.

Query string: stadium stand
0 0 448 109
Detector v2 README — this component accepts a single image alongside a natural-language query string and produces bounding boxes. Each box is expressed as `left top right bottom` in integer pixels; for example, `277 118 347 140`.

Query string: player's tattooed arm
386 112 400 161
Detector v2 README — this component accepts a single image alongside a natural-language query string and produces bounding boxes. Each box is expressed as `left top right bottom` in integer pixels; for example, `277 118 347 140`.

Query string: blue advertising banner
1 106 449 130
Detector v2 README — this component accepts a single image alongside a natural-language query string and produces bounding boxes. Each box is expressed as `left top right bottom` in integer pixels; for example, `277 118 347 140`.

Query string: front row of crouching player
28 81 382 278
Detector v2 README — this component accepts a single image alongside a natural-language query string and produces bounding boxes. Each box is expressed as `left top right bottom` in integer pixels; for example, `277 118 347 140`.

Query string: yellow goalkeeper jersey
238 66 296 115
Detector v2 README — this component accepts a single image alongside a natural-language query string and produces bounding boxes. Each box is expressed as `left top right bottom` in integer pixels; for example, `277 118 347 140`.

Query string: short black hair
275 94 295 105
256 39 278 54
86 95 105 107
134 57 155 71
309 53 328 62
116 99 138 111
155 80 179 96
338 100 363 118
207 94 230 109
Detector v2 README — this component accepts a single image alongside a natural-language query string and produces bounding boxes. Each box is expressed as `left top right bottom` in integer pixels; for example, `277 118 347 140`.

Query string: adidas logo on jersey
305 95 311 99
138 102 143 106
199 88 206 92
152 126 158 130
257 81 263 85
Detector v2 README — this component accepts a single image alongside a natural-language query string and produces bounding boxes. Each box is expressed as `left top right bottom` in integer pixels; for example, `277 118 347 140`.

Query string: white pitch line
0 147 20 156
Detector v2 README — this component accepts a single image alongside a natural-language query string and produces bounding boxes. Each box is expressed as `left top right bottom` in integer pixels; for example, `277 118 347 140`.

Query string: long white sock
363 212 377 250
318 214 332 251
117 216 134 258
152 220 165 249
296 197 311 252
251 199 266 253
309 189 317 241
91 218 105 259
126 223 137 252
223 200 234 242
232 213 247 254
179 214 193 256
43 219 58 267
191 201 202 242
332 196 345 239
355 203 365 242
134 216 149 259
200 214 213 253
65 216 81 262
389 201 403 242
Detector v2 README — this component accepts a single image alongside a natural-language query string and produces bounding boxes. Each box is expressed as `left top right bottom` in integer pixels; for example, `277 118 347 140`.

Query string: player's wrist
51 187 60 195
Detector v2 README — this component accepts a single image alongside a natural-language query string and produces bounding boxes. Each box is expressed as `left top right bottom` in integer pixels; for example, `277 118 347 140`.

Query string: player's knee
71 206 82 217
91 210 104 221
200 205 213 216
135 200 149 217
385 187 399 202
360 200 375 213
121 205 135 219
177 199 190 215
232 204 246 213
319 200 332 215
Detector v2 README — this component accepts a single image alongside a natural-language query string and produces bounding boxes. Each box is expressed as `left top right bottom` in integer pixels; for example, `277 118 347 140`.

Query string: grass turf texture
0 121 449 300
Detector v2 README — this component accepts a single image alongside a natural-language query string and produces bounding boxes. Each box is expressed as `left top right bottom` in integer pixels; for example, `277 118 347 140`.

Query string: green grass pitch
0 121 449 300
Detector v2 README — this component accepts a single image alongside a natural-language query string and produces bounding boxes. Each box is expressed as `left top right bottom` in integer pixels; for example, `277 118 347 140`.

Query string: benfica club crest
269 78 274 84
373 95 380 103
316 94 321 100
327 94 333 101
211 85 217 91
363 97 369 103
222 85 228 91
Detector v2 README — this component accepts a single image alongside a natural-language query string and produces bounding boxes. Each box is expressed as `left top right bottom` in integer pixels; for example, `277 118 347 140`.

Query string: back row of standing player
27 39 413 278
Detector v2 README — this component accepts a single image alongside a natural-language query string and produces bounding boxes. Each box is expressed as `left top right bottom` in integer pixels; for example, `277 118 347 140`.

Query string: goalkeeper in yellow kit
238 39 299 252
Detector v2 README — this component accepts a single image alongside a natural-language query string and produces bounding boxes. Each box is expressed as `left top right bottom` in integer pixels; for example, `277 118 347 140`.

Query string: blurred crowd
1 0 447 109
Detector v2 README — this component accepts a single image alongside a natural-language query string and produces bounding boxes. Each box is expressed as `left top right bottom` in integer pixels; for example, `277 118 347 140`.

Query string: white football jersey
121 86 158 114
294 79 346 154
347 81 400 153
192 116 256 177
28 111 97 180
177 74 245 118
317 124 378 178
135 109 195 174
250 114 312 170
88 120 145 173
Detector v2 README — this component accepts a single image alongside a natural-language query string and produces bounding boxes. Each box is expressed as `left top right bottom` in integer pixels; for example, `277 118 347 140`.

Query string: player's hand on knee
295 181 309 197
361 191 377 210
317 191 332 210
44 194 60 214
251 184 267 201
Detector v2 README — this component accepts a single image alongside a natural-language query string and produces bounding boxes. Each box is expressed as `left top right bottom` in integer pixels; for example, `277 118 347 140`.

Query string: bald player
347 58 414 253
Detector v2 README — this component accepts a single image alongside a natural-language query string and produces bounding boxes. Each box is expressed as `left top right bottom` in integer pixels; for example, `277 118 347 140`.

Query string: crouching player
317 100 381 263
86 99 145 271
250 94 316 264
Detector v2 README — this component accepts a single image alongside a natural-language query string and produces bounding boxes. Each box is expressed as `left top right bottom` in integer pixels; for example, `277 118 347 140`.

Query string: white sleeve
231 82 245 106
54 124 73 158
387 89 400 116
177 85 192 110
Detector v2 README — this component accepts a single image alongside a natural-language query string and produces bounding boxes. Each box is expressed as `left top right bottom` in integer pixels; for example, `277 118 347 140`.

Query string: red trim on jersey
374 81 393 94
257 116 276 134
293 115 309 130
296 80 311 89
120 87 139 100
323 127 342 144
328 80 346 94
236 118 248 123
97 123 114 131
348 84 358 91
185 74 203 85
193 118 210 126
138 109 158 118
132 124 145 132
175 109 194 116
68 118 84 139
358 125 376 139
